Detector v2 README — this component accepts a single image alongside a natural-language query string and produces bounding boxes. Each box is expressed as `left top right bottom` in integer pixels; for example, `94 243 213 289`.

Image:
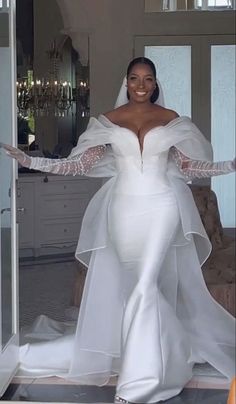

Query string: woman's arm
171 146 235 180
1 144 107 176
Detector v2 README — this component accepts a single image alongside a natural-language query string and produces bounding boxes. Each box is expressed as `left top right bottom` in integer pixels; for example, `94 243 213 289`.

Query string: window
144 0 236 12
0 0 10 9
195 0 235 9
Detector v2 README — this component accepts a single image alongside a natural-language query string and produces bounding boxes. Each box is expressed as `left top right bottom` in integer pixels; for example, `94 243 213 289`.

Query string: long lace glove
2 143 107 176
171 146 236 180
1 143 31 167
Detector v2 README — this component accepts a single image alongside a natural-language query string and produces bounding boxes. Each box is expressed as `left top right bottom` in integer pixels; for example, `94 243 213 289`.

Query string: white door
0 0 19 396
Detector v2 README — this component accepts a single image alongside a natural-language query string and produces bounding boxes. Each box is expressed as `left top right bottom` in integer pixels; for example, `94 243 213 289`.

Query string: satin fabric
20 116 235 403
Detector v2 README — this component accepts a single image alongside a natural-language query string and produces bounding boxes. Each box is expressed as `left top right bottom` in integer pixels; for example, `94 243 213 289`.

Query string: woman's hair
126 57 160 103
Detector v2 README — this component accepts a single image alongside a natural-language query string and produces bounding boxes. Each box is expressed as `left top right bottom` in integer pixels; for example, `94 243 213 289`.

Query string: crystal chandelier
17 39 90 118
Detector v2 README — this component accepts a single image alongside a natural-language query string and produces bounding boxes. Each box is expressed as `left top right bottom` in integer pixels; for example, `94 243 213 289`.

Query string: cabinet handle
18 207 26 213
64 228 67 233
43 176 49 183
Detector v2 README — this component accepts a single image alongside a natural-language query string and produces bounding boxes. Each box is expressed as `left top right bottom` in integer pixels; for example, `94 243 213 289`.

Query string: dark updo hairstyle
126 57 160 103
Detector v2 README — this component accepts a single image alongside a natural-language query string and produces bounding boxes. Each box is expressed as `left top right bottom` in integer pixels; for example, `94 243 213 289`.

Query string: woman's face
127 63 156 104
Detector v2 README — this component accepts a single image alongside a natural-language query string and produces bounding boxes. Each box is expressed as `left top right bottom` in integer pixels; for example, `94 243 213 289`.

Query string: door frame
0 0 19 396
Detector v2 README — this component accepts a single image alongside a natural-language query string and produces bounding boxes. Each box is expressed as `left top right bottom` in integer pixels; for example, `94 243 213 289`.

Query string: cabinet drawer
41 195 89 218
40 219 82 243
39 178 91 195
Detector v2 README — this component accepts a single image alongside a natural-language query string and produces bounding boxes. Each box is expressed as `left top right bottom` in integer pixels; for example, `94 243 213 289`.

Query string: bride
2 57 235 404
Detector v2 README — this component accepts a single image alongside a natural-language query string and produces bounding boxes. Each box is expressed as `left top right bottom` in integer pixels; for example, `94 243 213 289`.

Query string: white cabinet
17 174 102 257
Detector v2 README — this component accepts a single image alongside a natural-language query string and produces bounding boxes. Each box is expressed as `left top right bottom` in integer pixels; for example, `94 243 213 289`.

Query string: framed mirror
16 0 90 168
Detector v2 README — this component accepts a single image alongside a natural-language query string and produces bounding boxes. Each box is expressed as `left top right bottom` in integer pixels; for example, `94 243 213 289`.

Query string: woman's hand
0 143 31 168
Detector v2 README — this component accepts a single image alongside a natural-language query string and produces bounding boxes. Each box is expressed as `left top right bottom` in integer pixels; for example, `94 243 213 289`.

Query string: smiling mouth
135 91 147 96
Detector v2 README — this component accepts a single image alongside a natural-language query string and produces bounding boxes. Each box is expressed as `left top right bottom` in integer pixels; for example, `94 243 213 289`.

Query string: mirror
16 0 90 166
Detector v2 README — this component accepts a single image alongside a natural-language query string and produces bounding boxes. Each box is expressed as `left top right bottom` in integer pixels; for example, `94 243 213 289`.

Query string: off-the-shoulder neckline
98 114 191 130
95 115 192 155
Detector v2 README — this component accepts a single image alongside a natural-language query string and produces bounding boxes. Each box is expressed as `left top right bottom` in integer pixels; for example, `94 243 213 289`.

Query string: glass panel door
145 45 192 117
0 0 19 396
134 35 208 136
211 44 236 227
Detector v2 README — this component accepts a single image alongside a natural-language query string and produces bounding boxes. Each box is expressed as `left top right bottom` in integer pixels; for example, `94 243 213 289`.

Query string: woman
2 57 235 404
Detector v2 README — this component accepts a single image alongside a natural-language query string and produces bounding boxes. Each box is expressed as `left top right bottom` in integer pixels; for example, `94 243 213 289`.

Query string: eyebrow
129 73 153 77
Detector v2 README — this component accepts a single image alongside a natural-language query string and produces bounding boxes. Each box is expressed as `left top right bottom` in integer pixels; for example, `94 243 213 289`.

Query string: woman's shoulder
152 105 179 122
104 105 179 121
103 105 128 121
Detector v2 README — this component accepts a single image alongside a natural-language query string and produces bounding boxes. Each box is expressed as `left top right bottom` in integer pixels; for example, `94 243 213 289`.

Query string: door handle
1 207 11 214
1 207 26 214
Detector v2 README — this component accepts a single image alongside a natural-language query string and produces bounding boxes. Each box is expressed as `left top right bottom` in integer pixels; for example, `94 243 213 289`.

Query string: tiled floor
0 375 231 404
0 382 230 403
19 259 77 327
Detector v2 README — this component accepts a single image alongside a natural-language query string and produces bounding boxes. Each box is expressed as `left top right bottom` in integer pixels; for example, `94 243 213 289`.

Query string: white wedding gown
19 116 235 403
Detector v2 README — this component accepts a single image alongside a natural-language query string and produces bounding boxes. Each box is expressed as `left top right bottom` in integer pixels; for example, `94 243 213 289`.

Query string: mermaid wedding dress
19 115 235 403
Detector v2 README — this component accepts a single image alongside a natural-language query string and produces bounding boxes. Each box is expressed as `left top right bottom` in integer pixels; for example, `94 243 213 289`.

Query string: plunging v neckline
99 114 183 155
121 126 161 155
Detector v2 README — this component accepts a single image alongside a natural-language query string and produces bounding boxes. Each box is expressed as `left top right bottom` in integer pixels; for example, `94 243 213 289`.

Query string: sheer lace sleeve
171 146 235 180
29 145 107 176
